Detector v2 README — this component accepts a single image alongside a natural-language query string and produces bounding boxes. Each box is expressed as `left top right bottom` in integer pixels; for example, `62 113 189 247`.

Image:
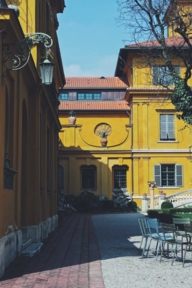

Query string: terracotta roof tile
59 101 130 111
63 77 127 89
126 37 188 48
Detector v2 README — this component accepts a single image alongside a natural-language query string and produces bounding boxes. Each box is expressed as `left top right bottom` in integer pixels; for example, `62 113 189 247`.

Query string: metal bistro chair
172 217 191 267
138 217 150 257
145 218 161 257
182 224 192 266
156 223 176 263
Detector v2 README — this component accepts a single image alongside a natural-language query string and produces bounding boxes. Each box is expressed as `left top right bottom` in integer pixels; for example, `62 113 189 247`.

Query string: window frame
160 113 176 141
154 164 183 187
58 92 69 101
80 165 97 190
77 92 101 101
153 65 180 86
113 165 128 189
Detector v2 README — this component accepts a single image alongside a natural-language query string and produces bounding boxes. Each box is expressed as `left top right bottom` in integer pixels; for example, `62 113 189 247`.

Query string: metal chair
172 218 191 266
171 223 192 267
156 223 176 262
146 218 161 257
138 217 150 257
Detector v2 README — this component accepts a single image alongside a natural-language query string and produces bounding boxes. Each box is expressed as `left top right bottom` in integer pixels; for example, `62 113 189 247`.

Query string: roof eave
62 87 127 90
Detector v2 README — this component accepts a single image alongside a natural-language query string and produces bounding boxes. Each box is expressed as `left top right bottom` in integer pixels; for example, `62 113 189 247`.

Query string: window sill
158 141 178 143
157 186 182 189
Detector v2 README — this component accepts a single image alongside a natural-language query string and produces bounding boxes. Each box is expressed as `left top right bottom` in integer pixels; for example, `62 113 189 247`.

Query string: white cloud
64 64 84 76
64 54 117 77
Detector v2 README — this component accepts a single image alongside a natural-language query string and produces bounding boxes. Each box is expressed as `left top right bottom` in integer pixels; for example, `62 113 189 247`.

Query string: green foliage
147 209 172 223
127 201 138 212
169 207 192 214
147 207 192 224
147 209 161 218
171 77 192 125
161 200 173 210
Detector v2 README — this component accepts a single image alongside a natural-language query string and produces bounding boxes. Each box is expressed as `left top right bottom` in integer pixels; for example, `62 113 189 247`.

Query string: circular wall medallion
94 123 112 138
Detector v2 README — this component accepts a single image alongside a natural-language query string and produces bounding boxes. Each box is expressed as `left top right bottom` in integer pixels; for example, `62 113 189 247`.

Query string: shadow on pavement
1 212 142 281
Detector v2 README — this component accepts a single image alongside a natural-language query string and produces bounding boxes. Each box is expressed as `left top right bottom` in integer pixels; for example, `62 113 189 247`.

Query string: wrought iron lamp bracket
5 32 53 70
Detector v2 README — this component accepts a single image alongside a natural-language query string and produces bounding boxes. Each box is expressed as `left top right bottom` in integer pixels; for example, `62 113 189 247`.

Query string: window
93 93 101 100
58 92 68 100
113 165 127 189
154 164 182 187
77 92 101 100
81 165 96 190
153 66 180 85
160 114 175 141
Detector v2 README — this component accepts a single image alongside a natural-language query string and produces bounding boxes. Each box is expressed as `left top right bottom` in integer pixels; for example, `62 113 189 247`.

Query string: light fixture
5 32 54 85
40 58 54 85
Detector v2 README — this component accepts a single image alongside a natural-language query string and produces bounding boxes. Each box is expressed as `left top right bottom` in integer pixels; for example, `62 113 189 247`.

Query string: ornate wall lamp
5 32 54 85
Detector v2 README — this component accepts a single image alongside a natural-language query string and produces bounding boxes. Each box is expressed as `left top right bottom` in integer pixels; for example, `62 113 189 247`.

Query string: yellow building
115 39 192 205
0 0 65 276
59 44 192 209
59 72 192 207
59 77 132 201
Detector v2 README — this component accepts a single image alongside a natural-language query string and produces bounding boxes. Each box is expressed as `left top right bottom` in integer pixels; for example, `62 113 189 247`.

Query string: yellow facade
115 52 192 204
59 82 192 204
130 92 192 196
0 0 65 276
59 111 132 198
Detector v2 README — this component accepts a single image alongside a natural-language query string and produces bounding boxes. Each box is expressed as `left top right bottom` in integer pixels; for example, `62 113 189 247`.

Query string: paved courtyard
92 213 192 288
0 212 192 288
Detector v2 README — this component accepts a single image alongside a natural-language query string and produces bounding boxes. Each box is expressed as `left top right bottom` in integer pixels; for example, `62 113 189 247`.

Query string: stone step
21 242 43 257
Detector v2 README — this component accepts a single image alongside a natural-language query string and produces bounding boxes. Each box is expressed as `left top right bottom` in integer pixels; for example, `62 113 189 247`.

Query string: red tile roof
59 101 130 111
127 37 187 48
63 77 127 89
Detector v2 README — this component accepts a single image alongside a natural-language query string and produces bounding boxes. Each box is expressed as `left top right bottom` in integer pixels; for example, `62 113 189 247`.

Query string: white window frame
160 113 176 141
154 164 183 187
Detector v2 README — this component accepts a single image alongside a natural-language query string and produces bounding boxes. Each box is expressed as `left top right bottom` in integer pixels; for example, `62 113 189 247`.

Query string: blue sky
57 0 129 77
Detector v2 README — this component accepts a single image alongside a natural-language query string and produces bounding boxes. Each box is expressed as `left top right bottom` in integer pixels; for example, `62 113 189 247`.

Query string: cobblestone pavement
0 214 105 288
92 213 192 288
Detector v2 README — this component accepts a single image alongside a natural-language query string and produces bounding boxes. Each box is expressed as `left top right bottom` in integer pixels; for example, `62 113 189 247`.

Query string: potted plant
99 131 108 147
68 111 76 125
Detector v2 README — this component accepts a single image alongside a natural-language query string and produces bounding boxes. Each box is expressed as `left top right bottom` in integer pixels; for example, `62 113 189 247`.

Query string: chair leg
146 238 152 257
139 236 144 249
170 243 175 264
156 241 161 260
172 243 178 265
155 240 159 256
159 241 165 262
183 243 189 267
142 237 148 257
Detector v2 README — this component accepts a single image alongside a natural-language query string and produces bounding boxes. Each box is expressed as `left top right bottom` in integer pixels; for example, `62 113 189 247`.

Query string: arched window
80 165 96 190
113 165 128 189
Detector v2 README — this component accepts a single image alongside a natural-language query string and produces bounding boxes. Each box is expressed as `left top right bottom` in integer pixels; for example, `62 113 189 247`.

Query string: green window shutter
176 165 183 186
154 165 161 187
